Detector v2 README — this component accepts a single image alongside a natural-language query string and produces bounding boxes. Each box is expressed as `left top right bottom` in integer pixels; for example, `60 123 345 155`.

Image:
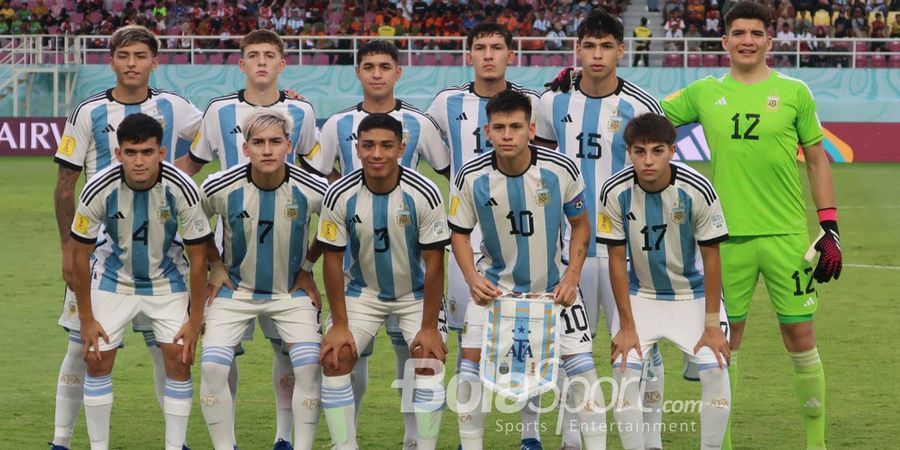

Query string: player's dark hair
623 113 676 147
485 89 532 123
117 113 163 146
577 10 624 43
109 25 159 56
724 1 772 31
357 113 403 141
467 21 514 49
240 29 285 57
357 39 399 65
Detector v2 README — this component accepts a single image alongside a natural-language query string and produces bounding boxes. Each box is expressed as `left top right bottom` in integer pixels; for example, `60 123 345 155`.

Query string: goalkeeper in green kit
660 2 841 449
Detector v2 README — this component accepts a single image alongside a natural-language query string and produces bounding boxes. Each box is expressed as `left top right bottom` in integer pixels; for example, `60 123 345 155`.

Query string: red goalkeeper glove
806 208 842 283
544 67 577 93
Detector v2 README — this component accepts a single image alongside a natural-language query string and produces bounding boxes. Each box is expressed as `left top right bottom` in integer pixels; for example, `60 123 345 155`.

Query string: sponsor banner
0 118 66 156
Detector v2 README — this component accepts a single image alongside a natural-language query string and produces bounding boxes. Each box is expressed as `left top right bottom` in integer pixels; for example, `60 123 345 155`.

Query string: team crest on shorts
535 184 550 207
284 204 299 221
157 205 171 222
671 205 686 225
608 116 623 133
449 300 458 315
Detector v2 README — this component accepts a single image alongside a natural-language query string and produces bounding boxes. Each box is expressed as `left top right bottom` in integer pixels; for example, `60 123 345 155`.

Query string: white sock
164 377 193 450
642 346 664 449
413 372 445 450
53 336 86 448
699 366 731 450
350 356 368 427
457 359 486 450
289 343 321 450
563 354 607 450
272 341 295 444
393 342 419 448
144 331 167 411
322 374 357 450
520 395 541 441
83 374 113 450
557 366 581 448
200 347 236 450
612 362 644 450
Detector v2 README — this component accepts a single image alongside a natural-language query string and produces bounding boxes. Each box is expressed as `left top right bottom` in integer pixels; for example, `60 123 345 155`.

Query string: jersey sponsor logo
284 203 299 221
306 142 321 160
157 205 172 222
74 212 90 234
449 195 459 216
57 135 77 156
321 219 338 241
766 96 780 112
396 208 411 227
671 205 686 225
597 212 612 233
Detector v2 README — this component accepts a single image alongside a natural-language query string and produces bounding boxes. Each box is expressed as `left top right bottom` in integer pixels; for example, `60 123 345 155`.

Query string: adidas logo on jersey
579 333 591 343
805 397 821 408
101 124 115 134
230 125 242 135
560 114 573 123
345 133 358 142
351 214 362 223
455 112 468 121
483 197 498 207
626 212 637 221
237 210 251 219
804 297 815 308
715 97 727 106
110 211 125 220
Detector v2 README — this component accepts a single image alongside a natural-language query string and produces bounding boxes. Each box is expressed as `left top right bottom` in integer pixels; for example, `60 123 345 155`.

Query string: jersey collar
362 165 403 195
356 99 403 113
237 89 286 107
634 162 678 194
490 144 539 177
468 80 512 98
120 162 164 191
106 87 152 105
244 163 290 191
574 76 624 99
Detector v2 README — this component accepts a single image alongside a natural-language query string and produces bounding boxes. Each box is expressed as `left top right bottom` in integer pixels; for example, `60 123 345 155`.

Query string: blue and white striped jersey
304 100 450 177
536 77 662 258
596 163 729 301
316 167 450 301
70 161 212 295
189 90 318 172
201 163 328 301
449 145 587 294
55 88 202 180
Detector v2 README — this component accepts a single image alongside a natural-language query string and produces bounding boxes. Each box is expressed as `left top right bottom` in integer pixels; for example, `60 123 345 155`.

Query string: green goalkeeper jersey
661 71 824 236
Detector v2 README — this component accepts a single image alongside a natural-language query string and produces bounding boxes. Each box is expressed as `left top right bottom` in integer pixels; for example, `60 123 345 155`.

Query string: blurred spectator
287 9 304 33
662 0 681 24
871 12 886 35
152 0 166 18
797 24 814 66
867 0 889 15
775 0 795 24
685 0 706 29
647 0 660 13
569 10 586 34
546 20 566 50
523 27 546 54
497 8 519 32
685 23 702 51
665 10 685 38
572 0 592 15
796 10 813 30
813 0 833 15
810 26 832 66
891 12 900 37
776 23 796 66
510 0 534 18
833 8 851 29
462 10 479 31
706 9 721 33
412 0 428 16
850 8 868 36
633 16 652 67
534 9 552 33
484 0 504 19
0 2 14 20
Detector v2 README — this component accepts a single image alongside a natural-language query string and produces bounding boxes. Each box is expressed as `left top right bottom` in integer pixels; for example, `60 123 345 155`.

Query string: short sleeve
174 180 213 245
795 83 824 148
316 190 348 251
189 112 216 164
693 194 729 245
295 103 319 157
425 94 449 138
304 117 340 177
417 194 450 249
70 190 106 244
595 191 626 246
415 115 450 174
54 111 93 171
448 175 477 233
562 168 586 214
535 91 557 143
660 82 700 127
176 98 203 143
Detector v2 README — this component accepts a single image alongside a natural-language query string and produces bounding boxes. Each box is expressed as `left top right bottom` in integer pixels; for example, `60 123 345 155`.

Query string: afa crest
608 116 624 133
396 208 412 227
284 204 299 221
767 96 780 111
535 184 550 207
157 206 171 222
671 205 686 225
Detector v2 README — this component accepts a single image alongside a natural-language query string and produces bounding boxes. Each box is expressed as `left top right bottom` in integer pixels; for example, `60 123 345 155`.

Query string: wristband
705 313 720 328
301 259 315 273
817 207 837 223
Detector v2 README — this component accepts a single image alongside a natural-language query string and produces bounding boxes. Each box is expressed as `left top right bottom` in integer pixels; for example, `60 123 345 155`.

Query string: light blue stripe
677 189 704 298
620 190 641 295
645 194 674 297
459 359 479 377
400 113 421 168
289 342 320 367
99 189 122 292
142 330 158 346
540 168 562 290
345 194 366 297
201 347 235 365
698 363 725 371
337 115 355 174
132 190 152 295
68 331 83 344
287 186 309 294
388 329 407 346
510 300 531 377
580 97 601 257
551 93 571 151
164 381 194 399
372 194 395 300
155 98 176 163
226 189 246 287
174 138 191 160
612 362 645 371
610 99 635 174
447 94 464 174
84 375 113 397
219 104 239 168
254 191 276 294
402 192 425 299
91 105 112 172
474 175 503 286
321 384 354 408
160 189 184 292
563 353 595 375
287 104 305 161
476 97 490 154
507 175 531 292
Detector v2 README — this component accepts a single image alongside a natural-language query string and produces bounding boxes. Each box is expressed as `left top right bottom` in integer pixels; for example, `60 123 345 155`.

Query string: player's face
467 34 514 82
242 125 290 175
110 42 158 91
485 110 535 161
356 53 402 100
115 138 165 189
356 128 403 181
723 19 772 69
576 35 623 80
239 43 285 87
628 141 675 187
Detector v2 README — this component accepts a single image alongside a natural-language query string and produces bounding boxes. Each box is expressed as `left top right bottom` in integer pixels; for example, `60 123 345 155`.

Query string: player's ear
527 121 536 141
115 146 123 162
159 146 167 161
617 41 625 59
242 142 250 158
765 35 773 52
506 48 515 65
721 34 728 52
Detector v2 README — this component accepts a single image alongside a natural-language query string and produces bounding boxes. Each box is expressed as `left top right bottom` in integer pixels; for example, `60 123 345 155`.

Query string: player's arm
533 92 558 149
319 249 357 370
69 195 106 361
607 243 642 368
178 241 209 365
555 210 589 306
411 247 448 363
291 239 324 309
174 153 206 176
55 165 81 287
449 181 501 304
694 243 729 368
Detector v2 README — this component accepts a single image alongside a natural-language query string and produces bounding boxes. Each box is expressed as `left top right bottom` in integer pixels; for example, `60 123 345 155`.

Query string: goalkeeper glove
544 67 578 93
806 208 842 283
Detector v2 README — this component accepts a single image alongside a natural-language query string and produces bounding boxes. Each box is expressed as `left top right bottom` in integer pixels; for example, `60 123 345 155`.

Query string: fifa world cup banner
0 118 66 156
481 294 561 402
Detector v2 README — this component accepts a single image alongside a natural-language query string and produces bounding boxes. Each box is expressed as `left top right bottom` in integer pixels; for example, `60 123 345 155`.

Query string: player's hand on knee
694 326 730 369
80 318 109 362
320 325 357 371
175 319 202 365
467 275 501 306
610 327 642 371
810 219 842 283
552 275 579 306
410 328 447 363
291 270 322 310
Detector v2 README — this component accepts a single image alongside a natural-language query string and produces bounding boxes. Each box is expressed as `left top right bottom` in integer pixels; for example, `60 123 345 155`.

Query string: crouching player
316 113 450 450
69 113 211 450
449 90 607 449
198 109 328 450
597 113 731 449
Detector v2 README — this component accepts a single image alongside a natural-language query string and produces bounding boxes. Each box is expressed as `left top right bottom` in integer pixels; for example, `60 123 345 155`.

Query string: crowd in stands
1 0 898 67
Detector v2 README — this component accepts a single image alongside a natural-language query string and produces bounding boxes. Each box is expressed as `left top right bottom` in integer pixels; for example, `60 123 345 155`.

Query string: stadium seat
398 53 410 66
855 41 870 53
854 55 869 68
158 53 170 64
64 0 75 10
193 53 207 65
227 53 241 65
547 54 563 66
208 53 224 64
890 56 900 68
439 53 454 66
421 54 437 65
70 12 83 24
85 53 100 64
888 41 900 53
111 0 124 13
285 54 299 65
870 54 886 68
313 53 330 65
687 53 701 67
301 54 313 65
702 53 719 67
173 54 188 64
664 53 682 67
530 54 546 66
720 54 731 67
89 12 102 25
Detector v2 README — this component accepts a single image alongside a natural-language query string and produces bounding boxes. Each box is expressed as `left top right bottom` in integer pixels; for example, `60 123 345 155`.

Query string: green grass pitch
0 157 896 449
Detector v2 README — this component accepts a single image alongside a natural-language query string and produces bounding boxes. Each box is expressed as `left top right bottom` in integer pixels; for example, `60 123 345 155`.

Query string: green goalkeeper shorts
721 234 817 323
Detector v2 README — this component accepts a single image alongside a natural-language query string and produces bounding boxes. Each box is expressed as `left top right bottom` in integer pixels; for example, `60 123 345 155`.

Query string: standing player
449 90 607 450
174 29 319 450
316 114 450 450
302 39 450 449
69 113 211 450
534 12 668 448
425 21 545 450
51 25 201 450
661 2 841 449
598 113 731 450
199 110 328 450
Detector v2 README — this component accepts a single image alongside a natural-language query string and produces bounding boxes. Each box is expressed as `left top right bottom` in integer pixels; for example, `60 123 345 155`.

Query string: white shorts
618 296 723 368
88 290 188 352
578 256 617 337
461 295 593 357
447 250 482 330
326 293 448 354
203 294 322 348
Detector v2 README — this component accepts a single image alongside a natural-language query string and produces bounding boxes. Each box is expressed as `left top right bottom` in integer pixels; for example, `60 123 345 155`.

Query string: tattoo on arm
54 166 81 244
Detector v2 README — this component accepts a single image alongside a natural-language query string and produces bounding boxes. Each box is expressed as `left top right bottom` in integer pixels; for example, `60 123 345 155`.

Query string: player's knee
323 345 355 377
200 347 235 384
